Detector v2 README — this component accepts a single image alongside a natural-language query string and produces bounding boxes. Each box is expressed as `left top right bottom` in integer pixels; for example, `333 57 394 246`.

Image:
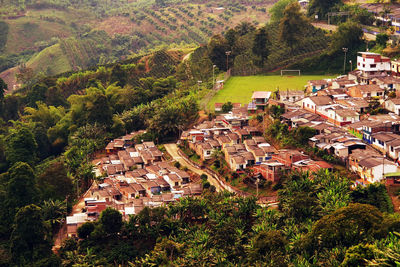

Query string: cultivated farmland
208 75 337 110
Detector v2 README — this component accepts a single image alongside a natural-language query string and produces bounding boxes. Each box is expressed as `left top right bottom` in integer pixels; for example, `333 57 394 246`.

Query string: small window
370 64 377 68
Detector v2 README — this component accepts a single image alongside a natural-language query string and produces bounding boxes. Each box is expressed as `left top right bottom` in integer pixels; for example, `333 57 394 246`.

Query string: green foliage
342 243 375 267
351 183 394 213
279 2 310 49
329 20 364 55
222 101 233 113
301 203 384 251
376 33 389 47
252 26 270 67
0 21 8 53
308 0 343 19
99 207 123 235
270 0 296 23
7 162 39 211
10 204 52 265
78 222 95 239
5 125 38 166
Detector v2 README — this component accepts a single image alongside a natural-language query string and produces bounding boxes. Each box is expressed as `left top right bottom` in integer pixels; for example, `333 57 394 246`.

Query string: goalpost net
281 69 301 76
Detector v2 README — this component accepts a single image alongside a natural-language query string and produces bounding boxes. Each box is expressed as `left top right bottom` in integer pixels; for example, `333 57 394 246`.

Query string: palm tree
41 199 67 234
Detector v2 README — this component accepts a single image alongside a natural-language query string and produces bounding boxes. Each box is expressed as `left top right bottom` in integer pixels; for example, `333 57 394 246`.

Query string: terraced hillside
0 0 278 90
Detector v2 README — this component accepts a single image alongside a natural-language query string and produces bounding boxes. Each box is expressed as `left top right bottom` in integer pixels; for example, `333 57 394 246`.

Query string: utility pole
349 60 353 72
197 80 202 91
212 64 216 89
225 51 231 71
342 47 348 74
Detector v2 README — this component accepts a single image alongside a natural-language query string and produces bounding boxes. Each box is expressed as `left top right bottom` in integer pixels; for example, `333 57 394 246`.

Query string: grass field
207 75 338 110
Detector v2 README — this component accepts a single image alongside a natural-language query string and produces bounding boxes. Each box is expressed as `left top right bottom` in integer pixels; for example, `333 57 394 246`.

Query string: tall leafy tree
270 0 296 23
329 20 364 55
10 204 53 265
252 26 270 67
308 0 343 19
0 77 6 101
5 125 37 166
207 35 230 71
7 162 39 210
37 160 73 201
99 207 123 235
279 2 310 49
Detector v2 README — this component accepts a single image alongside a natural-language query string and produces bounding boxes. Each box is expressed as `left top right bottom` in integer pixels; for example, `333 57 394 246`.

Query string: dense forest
0 0 392 266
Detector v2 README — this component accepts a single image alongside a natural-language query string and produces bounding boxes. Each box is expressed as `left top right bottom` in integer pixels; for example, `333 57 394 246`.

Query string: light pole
342 47 348 74
197 80 202 91
212 64 216 89
349 60 352 72
225 51 231 71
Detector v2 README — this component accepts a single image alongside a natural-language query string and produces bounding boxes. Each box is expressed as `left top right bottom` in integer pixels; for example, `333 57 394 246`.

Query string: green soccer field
207 75 337 110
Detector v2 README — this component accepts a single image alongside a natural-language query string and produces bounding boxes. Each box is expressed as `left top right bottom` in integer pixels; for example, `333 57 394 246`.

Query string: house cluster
211 51 400 186
361 3 400 34
67 132 202 238
182 107 333 184
281 96 400 185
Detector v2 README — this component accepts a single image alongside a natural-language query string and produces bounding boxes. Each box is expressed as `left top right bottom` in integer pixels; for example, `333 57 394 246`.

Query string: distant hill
0 0 279 90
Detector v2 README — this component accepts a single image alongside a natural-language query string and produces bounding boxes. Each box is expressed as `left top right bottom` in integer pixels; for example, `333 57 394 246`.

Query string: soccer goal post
281 69 301 76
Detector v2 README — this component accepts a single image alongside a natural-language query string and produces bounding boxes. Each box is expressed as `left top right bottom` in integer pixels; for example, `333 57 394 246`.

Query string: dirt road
312 22 376 41
164 143 227 192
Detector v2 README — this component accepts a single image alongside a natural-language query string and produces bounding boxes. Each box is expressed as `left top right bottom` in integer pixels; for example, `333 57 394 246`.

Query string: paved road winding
164 143 227 192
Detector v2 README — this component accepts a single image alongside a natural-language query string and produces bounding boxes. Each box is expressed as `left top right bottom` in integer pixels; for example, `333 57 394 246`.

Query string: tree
248 230 287 265
342 243 376 267
329 20 364 55
351 183 393 213
77 222 95 239
301 203 384 252
222 102 233 113
308 0 343 19
252 26 270 67
279 2 310 49
234 22 256 36
376 33 389 47
270 0 296 23
207 35 230 71
41 199 67 234
5 125 37 166
0 77 6 101
7 162 39 211
99 208 123 235
10 204 52 265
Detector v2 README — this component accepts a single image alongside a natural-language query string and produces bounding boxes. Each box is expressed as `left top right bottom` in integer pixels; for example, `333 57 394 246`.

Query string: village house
252 161 287 182
251 91 271 110
347 84 385 99
331 79 357 90
325 107 360 127
370 132 400 153
372 76 399 90
385 98 400 115
271 150 309 168
358 157 399 183
356 52 391 83
335 98 369 114
300 96 334 114
279 90 305 102
292 159 333 173
306 80 329 93
317 88 348 99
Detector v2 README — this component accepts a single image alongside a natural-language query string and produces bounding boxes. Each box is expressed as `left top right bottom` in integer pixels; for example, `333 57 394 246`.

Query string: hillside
0 0 279 90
